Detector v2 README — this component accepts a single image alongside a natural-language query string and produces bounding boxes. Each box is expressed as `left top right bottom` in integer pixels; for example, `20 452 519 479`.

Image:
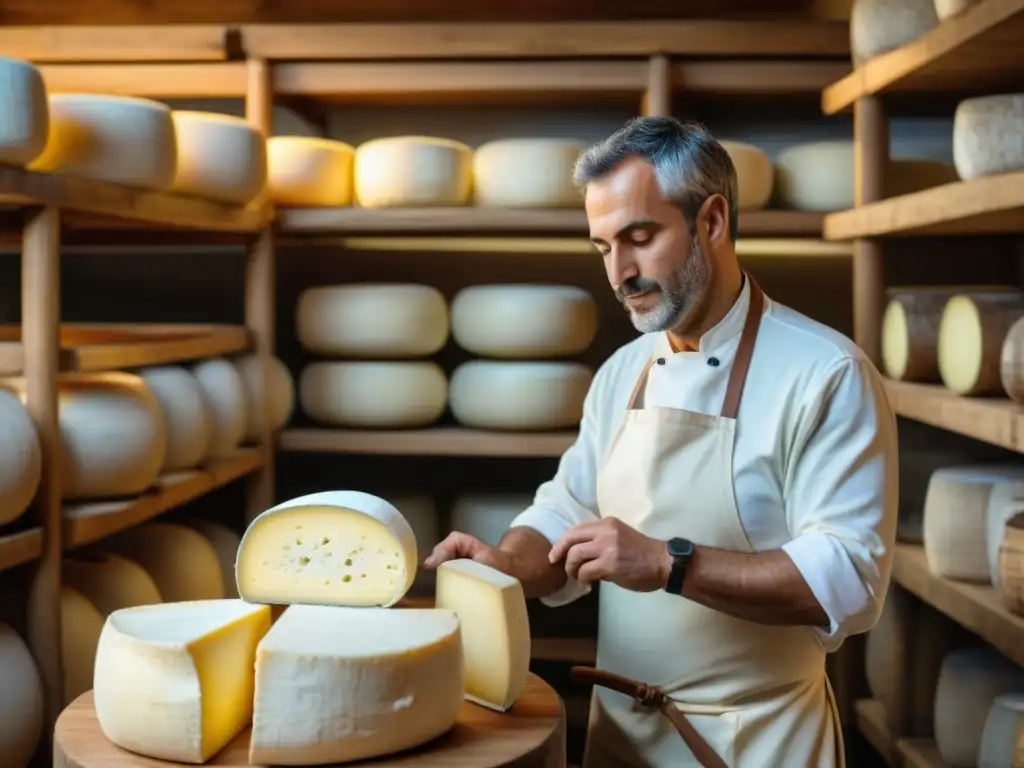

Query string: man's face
585 158 710 334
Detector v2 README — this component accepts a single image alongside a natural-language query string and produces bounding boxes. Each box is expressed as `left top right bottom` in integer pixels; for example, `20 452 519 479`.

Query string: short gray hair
572 117 739 243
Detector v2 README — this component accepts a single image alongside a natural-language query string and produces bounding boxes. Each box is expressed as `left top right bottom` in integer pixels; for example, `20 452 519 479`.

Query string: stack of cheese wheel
472 138 584 208
719 141 774 211
0 57 48 168
979 693 1024 767
296 284 450 429
849 0 938 65
0 623 44 767
937 290 1024 396
449 284 597 431
231 353 296 441
1002 316 1024 405
267 136 356 207
998 512 1024 616
451 494 533 547
355 136 473 208
0 389 41 529
953 93 1024 181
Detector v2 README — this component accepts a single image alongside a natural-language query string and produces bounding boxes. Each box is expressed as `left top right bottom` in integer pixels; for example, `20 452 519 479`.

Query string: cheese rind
850 0 938 63
1003 316 1024 405
267 136 355 207
63 553 163 617
953 94 1024 181
719 140 773 210
139 366 212 472
237 490 418 608
93 599 272 764
184 519 243 599
191 358 248 458
231 354 296 440
0 57 48 166
170 111 267 205
354 136 472 208
59 588 105 705
472 138 585 208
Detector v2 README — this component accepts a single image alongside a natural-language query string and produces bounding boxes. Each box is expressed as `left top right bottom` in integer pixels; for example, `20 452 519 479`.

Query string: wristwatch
664 537 695 595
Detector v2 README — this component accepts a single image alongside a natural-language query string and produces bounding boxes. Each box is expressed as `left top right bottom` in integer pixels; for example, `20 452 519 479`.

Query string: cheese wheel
299 362 447 429
0 57 48 167
184 519 243 598
934 0 977 19
386 494 440 592
882 288 951 382
139 366 212 472
898 445 980 543
472 138 584 208
980 693 1024 767
231 354 296 440
29 94 176 190
103 523 225 602
59 587 105 705
953 94 1024 180
354 136 472 208
1003 317 1024 404
296 283 449 358
719 140 773 210
924 466 1024 582
451 494 532 547
0 389 41 526
267 137 355 207
850 0 938 63
938 291 1024 396
934 646 1024 766
170 111 267 205
250 605 463 765
0 623 44 768
449 361 592 431
987 481 1024 587
998 513 1024 615
191 358 248 458
237 490 418 608
63 553 162 617
451 284 598 359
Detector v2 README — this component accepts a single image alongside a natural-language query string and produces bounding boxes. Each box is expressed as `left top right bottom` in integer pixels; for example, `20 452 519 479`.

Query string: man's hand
549 518 671 592
422 532 512 573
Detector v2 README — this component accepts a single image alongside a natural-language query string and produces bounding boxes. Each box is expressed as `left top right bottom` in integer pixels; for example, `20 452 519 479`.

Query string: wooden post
641 54 671 117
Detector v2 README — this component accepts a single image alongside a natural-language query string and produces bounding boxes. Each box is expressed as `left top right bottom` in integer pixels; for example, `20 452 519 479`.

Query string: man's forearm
498 527 568 599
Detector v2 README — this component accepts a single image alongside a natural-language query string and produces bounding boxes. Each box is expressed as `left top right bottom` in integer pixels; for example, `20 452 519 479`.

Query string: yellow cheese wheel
58 587 105 706
231 354 296 440
0 389 41 527
138 365 212 472
191 358 248 458
170 111 267 205
953 94 1024 181
63 553 162 616
267 136 355 207
354 136 472 208
0 623 44 768
719 140 773 210
184 519 242 598
938 291 1024 396
1002 316 1024 405
0 57 48 167
472 138 585 208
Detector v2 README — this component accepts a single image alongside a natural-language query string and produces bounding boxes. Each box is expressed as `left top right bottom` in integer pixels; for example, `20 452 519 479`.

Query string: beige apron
582 278 844 768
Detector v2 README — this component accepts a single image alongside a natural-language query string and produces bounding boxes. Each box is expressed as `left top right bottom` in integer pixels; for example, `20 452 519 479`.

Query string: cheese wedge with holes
436 558 530 711
236 491 418 607
93 600 271 764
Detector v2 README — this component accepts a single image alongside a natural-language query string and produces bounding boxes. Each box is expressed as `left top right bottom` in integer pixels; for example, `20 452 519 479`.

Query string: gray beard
617 239 711 334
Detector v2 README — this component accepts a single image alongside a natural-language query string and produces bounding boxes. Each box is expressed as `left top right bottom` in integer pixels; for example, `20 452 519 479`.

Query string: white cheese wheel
924 466 1024 582
449 361 592 431
850 0 938 63
719 140 773 210
0 389 41 526
231 354 296 440
987 481 1024 587
934 0 977 19
980 693 1024 767
250 605 463 765
898 445 981 543
938 291 1024 396
191 358 247 458
237 490 418 608
450 284 598 359
934 646 1024 767
1003 316 1024 405
29 94 176 190
170 111 267 205
63 553 162 617
296 283 449 358
183 519 243 598
451 494 532 547
139 366 212 472
472 138 585 208
0 57 48 167
0 623 44 768
299 362 447 429
386 494 440 591
103 523 225 602
60 587 105 705
354 136 472 208
953 94 1024 180
267 136 355 207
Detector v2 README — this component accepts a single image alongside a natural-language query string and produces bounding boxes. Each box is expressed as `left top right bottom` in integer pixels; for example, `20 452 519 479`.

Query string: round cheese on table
299 361 447 429
934 0 977 19
354 136 472 208
449 361 592 431
0 389 41 527
953 94 1024 180
29 94 176 190
0 57 48 166
1003 316 1024 404
987 481 1024 587
850 0 938 63
450 494 532 547
59 587 105 705
63 553 162 617
191 358 248 458
170 111 267 205
451 284 597 359
472 138 585 208
980 693 1024 767
719 140 773 210
0 623 44 768
231 354 296 440
184 519 243 598
938 291 1024 396
139 365 212 472
267 136 355 207
296 283 449 358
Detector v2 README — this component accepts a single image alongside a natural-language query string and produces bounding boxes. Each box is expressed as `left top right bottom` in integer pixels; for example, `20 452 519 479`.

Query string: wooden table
54 673 566 767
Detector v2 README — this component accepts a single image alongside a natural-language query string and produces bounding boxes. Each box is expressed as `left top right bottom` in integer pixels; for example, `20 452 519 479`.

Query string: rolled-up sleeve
780 356 899 651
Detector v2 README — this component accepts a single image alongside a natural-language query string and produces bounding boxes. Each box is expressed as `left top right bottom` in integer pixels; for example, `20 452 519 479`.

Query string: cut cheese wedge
236 490 418 607
93 599 271 764
436 558 530 712
249 605 463 765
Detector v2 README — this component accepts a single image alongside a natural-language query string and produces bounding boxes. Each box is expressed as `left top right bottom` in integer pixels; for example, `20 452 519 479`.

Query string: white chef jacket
510 278 899 651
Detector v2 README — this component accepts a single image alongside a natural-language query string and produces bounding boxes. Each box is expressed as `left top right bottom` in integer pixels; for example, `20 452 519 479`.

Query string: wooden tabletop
54 673 566 768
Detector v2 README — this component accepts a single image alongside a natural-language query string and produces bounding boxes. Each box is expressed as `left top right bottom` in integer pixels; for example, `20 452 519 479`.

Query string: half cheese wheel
0 57 48 166
0 389 41 527
938 291 1024 396
103 523 225 602
63 553 163 617
231 354 296 440
139 366 212 472
849 0 938 63
191 358 248 458
953 94 1024 181
1003 317 1024 405
354 136 472 208
472 138 584 208
267 137 355 207
0 623 44 768
170 111 267 205
719 140 773 210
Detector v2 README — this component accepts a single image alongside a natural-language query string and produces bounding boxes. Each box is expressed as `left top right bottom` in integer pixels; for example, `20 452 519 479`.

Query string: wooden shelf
0 528 44 573
854 699 897 766
897 739 949 768
821 0 1024 115
279 428 576 458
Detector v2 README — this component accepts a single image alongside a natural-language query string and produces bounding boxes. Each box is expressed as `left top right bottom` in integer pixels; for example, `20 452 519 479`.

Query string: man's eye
631 233 652 246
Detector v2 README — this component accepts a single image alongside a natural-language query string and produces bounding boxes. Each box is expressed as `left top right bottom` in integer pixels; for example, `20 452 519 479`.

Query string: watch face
668 538 693 558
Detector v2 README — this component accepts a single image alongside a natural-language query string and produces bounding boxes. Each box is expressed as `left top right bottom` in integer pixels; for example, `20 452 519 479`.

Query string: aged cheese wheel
934 0 977 19
450 284 597 359
191 358 247 458
987 481 1024 587
450 494 532 547
0 57 48 166
232 354 296 440
449 361 592 431
850 0 938 63
952 94 1024 180
1003 316 1024 404
138 366 212 472
184 519 242 598
63 553 162 617
59 587 105 705
267 136 355 207
30 94 176 190
980 693 1024 767
997 513 1024 615
719 140 773 210
472 138 584 208
934 646 1024 766
299 362 447 428
0 390 41 527
296 283 449 358
938 291 1024 396
170 111 267 205
354 136 472 208
0 623 44 768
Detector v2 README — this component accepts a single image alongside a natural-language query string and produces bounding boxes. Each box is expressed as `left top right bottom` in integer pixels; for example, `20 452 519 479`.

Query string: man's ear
697 194 731 246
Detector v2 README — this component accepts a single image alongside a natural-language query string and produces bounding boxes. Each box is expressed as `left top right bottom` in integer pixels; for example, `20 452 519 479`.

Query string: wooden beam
38 63 247 98
0 24 230 62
